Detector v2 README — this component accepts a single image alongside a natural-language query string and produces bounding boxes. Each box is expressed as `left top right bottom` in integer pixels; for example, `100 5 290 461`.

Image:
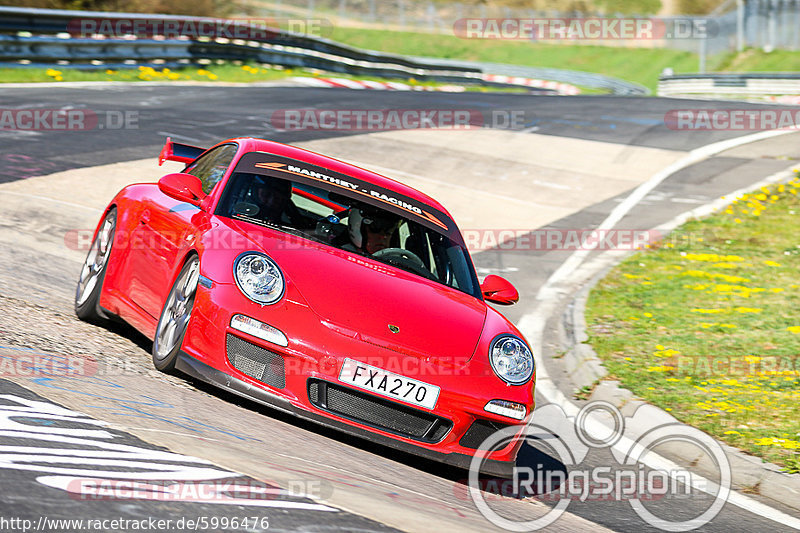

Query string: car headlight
489 335 534 385
233 252 285 305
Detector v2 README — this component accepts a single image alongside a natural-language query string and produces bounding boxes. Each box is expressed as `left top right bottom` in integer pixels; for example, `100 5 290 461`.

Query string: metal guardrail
412 59 649 96
0 6 648 95
658 73 800 97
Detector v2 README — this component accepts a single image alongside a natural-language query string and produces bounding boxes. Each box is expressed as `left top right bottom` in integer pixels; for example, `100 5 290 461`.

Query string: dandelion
684 253 743 262
764 260 781 267
787 326 800 334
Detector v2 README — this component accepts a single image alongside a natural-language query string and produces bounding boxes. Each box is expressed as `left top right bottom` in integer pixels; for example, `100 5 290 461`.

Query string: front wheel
152 256 200 372
75 208 116 322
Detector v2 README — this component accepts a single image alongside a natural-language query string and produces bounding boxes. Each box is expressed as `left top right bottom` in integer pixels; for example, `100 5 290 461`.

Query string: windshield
216 156 480 298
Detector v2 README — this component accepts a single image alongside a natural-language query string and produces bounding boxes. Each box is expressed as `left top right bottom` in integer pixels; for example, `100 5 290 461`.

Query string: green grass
585 175 800 472
0 64 295 83
329 27 701 92
714 48 800 72
0 63 505 89
4 24 800 93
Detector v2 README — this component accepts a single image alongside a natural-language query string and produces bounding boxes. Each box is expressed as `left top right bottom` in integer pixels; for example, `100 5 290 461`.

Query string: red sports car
75 137 535 476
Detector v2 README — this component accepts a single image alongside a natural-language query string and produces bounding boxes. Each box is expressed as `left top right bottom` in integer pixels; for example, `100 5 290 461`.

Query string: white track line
519 128 800 528
543 129 796 293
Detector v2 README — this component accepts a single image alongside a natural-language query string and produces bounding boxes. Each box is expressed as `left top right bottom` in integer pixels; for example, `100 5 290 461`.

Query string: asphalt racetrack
0 83 799 532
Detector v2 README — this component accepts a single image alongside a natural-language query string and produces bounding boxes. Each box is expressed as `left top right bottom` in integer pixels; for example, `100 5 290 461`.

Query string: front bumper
175 351 517 478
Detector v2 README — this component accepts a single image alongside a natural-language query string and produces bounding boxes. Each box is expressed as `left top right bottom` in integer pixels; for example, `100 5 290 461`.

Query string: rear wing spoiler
158 137 206 166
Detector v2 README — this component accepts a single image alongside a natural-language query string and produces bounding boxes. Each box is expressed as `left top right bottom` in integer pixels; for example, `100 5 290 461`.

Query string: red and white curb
765 95 800 105
290 77 466 92
291 75 581 95
482 74 580 95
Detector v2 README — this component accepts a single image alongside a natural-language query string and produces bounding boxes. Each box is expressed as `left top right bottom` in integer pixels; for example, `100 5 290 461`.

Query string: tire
152 255 200 373
75 208 116 322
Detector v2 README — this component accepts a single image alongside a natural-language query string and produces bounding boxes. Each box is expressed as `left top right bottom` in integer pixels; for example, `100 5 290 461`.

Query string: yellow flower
764 260 781 267
691 308 726 314
644 312 653 318
787 326 800 334
734 307 762 314
684 253 743 262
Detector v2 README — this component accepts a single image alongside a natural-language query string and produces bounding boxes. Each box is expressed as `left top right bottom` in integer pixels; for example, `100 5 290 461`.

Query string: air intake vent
226 334 285 388
459 419 515 449
308 379 451 443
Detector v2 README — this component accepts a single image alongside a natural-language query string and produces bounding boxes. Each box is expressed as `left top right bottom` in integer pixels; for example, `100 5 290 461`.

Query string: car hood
226 220 487 361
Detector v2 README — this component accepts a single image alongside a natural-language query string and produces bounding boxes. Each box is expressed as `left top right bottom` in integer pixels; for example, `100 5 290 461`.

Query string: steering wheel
372 248 432 278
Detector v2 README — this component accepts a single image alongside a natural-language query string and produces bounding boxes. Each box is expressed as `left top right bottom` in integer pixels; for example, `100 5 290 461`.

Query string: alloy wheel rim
155 260 199 359
76 216 115 306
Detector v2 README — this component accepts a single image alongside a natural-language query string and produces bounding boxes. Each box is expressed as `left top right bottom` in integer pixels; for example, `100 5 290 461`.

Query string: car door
129 144 238 318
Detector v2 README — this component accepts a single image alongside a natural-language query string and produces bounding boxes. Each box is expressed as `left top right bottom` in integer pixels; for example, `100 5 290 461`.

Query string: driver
252 177 314 229
346 205 401 255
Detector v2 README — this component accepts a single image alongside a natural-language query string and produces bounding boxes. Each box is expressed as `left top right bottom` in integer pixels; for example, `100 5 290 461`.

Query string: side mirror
481 274 519 305
158 173 205 206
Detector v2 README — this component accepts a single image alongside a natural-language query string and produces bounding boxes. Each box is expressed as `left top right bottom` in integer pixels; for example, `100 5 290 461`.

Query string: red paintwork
93 137 536 468
157 173 205 205
481 274 520 305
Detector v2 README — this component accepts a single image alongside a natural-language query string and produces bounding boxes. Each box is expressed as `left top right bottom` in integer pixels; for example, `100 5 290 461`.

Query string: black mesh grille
307 379 451 443
459 419 513 449
226 334 285 388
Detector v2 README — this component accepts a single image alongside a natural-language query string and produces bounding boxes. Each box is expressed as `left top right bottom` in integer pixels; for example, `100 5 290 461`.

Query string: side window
185 144 238 194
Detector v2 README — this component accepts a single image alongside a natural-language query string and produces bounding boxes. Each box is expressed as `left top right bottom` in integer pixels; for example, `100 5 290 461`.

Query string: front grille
226 334 285 388
459 419 514 449
308 379 451 443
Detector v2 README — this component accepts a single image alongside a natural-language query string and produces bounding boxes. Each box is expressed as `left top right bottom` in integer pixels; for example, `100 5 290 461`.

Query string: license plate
338 358 440 410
